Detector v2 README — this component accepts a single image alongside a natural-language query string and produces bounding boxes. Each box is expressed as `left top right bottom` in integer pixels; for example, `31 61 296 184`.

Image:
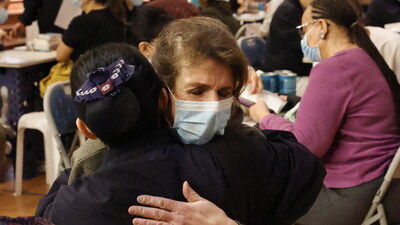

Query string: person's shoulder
65 13 91 32
312 48 374 84
71 139 107 164
69 13 87 24
315 48 366 70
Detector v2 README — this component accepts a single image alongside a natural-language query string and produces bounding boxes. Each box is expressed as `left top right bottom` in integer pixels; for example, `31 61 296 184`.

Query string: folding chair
14 81 82 196
44 81 83 170
362 146 400 225
237 36 266 70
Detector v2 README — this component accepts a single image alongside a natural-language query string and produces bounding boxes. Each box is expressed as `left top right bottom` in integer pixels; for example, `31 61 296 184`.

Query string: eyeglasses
296 20 318 38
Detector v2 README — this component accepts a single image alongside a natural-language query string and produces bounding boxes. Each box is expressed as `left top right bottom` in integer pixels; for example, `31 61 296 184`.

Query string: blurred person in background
200 0 240 34
56 0 127 62
12 0 64 36
349 0 400 82
263 0 313 76
364 0 400 27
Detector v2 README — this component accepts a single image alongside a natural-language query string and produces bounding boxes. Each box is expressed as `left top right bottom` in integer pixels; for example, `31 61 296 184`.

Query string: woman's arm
56 40 74 62
253 63 352 157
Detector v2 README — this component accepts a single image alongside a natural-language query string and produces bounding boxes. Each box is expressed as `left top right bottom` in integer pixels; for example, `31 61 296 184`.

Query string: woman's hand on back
129 181 238 225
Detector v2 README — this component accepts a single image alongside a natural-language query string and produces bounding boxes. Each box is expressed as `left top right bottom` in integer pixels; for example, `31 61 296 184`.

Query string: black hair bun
85 87 139 145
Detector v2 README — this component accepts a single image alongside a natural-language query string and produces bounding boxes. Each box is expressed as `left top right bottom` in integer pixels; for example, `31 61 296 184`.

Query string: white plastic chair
14 111 59 196
14 81 81 196
362 146 400 225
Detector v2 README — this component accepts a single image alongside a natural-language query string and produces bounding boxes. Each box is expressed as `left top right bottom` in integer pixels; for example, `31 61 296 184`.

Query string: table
0 50 56 130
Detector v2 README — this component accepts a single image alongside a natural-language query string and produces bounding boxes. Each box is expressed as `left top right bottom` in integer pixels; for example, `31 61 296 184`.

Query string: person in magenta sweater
127 0 400 225
248 0 400 224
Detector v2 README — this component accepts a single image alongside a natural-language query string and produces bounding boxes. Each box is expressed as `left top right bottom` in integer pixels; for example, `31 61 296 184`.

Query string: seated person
56 0 127 62
249 0 400 224
36 18 325 225
263 0 313 76
200 0 240 34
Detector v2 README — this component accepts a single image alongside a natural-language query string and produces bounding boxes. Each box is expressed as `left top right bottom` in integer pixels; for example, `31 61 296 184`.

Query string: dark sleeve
34 166 136 225
260 130 325 225
62 16 85 49
18 0 43 26
210 127 325 225
35 169 70 217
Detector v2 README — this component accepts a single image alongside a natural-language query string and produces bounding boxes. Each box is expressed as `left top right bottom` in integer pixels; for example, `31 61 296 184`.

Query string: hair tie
351 21 358 28
75 58 135 102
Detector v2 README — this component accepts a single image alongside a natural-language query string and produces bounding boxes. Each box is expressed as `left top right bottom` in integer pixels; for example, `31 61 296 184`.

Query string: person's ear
138 42 154 60
76 118 97 139
319 19 329 39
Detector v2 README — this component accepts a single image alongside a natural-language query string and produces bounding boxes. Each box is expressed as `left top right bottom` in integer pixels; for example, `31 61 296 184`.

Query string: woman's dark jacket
36 125 325 225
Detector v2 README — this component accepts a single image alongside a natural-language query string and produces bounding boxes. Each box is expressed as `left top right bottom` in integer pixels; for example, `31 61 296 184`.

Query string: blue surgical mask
131 0 143 6
70 0 82 8
300 25 322 62
169 91 233 145
0 8 8 24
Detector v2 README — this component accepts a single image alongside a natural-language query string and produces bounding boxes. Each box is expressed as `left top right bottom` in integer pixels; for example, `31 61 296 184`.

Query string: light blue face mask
0 7 8 24
131 0 143 6
70 0 82 8
169 91 233 145
300 24 322 62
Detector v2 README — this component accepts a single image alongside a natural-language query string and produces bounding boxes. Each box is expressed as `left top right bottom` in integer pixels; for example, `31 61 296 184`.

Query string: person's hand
249 100 271 123
128 181 238 225
11 22 25 38
247 66 263 94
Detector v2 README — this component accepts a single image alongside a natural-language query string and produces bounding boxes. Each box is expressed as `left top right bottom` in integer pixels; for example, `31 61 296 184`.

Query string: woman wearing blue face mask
56 0 127 62
128 0 400 225
36 18 325 225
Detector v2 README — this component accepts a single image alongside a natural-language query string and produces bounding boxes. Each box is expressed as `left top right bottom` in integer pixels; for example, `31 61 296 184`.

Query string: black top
201 6 240 34
18 0 65 33
36 125 325 225
364 0 400 27
263 0 312 76
62 8 126 61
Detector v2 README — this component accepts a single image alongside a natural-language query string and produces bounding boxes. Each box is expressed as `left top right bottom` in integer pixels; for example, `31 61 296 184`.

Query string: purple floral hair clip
75 58 135 103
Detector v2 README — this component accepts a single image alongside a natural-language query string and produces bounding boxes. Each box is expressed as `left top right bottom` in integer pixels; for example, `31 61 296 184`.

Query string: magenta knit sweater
260 48 400 188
